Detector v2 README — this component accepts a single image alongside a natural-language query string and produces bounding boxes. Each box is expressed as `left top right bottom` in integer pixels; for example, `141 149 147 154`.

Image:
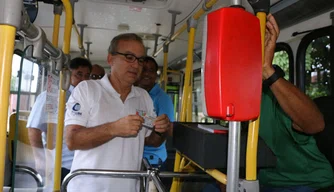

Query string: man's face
71 66 91 87
90 65 105 80
108 40 146 85
137 60 157 88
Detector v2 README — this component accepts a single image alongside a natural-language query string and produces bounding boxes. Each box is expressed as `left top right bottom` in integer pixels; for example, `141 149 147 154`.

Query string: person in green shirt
258 14 334 191
204 14 334 192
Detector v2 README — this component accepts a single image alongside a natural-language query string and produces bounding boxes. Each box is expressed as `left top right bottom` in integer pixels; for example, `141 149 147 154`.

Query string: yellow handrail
0 24 16 190
53 0 73 191
170 26 196 192
153 0 218 57
52 14 61 47
245 12 267 181
180 27 196 122
183 155 227 184
73 24 86 57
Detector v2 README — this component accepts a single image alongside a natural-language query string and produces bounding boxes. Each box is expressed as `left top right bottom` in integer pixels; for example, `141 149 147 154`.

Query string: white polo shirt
26 86 74 170
65 74 154 192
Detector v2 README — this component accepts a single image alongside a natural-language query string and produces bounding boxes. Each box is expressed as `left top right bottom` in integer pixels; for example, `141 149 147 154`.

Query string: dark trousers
61 167 70 183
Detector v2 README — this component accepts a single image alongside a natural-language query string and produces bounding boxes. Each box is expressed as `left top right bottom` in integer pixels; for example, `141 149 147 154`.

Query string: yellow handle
245 12 267 181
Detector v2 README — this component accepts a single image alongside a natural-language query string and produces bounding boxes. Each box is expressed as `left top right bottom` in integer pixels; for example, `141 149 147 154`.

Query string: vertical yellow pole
245 12 266 181
47 11 61 150
53 0 72 191
171 26 196 192
52 14 61 47
0 25 16 190
180 27 196 122
170 152 181 192
169 2 218 191
186 84 193 122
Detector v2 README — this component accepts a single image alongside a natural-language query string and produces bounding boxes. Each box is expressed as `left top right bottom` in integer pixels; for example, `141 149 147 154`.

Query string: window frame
275 42 295 83
296 26 331 92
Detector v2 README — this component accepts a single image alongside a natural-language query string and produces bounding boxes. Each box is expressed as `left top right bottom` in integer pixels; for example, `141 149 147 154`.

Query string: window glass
11 54 39 93
273 50 290 81
304 36 330 98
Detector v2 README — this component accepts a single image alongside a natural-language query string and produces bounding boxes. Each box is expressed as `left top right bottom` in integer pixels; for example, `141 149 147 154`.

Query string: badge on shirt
71 103 82 116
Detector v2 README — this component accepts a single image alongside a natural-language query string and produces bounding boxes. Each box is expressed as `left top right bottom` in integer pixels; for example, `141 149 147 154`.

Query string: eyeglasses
111 52 146 66
73 72 90 80
90 74 104 80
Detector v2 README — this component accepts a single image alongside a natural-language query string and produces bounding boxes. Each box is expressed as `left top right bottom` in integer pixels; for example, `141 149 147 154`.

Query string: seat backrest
313 96 334 171
8 112 30 161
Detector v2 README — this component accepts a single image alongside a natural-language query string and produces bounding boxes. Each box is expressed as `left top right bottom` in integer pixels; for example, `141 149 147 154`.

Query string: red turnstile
202 7 262 121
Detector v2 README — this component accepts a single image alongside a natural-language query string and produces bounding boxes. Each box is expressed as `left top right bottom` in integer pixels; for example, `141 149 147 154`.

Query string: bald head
90 64 105 80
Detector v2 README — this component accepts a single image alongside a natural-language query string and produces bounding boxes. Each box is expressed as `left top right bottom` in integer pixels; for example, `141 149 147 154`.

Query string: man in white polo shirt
65 33 172 192
27 57 92 182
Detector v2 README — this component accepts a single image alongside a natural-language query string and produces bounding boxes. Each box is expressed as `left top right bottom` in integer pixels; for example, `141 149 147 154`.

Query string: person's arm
66 115 144 150
145 114 171 147
28 128 44 148
28 128 47 176
269 78 324 134
264 14 324 134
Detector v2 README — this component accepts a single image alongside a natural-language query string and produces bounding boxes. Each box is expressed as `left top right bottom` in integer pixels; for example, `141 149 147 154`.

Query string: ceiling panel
31 0 328 67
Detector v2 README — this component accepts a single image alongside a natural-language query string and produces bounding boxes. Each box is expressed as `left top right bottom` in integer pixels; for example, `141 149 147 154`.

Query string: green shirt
258 89 334 188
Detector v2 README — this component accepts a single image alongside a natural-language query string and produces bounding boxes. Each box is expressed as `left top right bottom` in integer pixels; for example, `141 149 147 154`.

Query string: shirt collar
149 83 160 96
100 74 140 99
68 85 75 93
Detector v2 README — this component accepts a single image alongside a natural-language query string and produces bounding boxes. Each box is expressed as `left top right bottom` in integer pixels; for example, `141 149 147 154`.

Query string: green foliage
273 36 331 99
273 51 290 80
305 36 331 99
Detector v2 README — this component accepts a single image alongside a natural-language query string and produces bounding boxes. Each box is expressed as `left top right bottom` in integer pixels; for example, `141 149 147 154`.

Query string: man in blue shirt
136 56 174 168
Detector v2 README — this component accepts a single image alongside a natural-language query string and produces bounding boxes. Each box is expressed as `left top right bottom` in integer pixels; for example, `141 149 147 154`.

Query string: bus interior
1 0 334 191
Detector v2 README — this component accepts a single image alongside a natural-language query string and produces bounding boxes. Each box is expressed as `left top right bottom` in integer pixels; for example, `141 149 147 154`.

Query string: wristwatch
263 65 285 88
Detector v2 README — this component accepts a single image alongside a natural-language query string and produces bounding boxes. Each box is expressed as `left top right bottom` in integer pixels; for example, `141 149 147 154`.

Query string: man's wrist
263 65 285 88
263 66 275 80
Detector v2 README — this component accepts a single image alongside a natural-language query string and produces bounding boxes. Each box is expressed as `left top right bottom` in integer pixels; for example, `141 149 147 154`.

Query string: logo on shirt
72 103 81 111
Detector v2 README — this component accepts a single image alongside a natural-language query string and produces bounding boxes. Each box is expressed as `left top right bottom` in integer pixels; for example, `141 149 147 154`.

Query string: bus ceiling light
117 23 130 31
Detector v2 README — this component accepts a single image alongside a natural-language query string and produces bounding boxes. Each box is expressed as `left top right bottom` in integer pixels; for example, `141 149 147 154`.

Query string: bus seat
313 96 334 171
8 112 31 162
8 111 44 189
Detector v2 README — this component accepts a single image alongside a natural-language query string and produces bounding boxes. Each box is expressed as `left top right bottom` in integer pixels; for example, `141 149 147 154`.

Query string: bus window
273 43 294 82
297 27 331 98
304 36 331 98
10 53 40 113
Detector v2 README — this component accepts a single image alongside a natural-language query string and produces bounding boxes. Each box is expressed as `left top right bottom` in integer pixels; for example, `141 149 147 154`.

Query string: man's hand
263 14 280 80
145 114 171 147
153 114 171 134
110 115 144 137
